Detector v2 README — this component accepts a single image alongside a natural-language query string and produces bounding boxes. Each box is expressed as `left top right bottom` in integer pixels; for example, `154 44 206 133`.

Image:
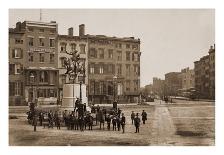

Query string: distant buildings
9 21 141 106
194 45 215 99
152 77 165 97
181 67 195 90
164 72 182 96
146 45 215 100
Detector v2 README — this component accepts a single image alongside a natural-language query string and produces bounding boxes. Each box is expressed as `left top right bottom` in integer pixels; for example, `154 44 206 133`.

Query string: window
70 43 76 51
117 64 122 75
39 37 45 46
132 44 138 50
15 82 20 96
12 49 23 59
126 44 130 49
28 27 33 32
89 48 97 58
9 64 15 75
39 29 44 33
108 64 114 74
50 54 55 63
60 57 66 68
115 43 122 48
117 51 122 61
50 29 56 34
28 37 34 46
99 82 103 94
9 64 22 74
126 51 130 61
134 65 138 75
108 49 113 59
50 39 55 47
126 81 130 91
61 75 66 85
15 64 22 74
9 82 23 96
9 82 15 96
39 53 44 62
79 44 86 53
40 71 48 83
99 48 104 59
132 53 139 61
126 64 130 76
28 53 33 62
99 65 104 74
60 43 67 52
90 64 95 74
15 39 23 44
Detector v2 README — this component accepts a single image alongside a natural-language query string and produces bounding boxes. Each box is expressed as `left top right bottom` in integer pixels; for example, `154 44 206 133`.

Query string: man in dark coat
131 111 135 125
55 113 61 130
112 115 117 131
33 111 38 132
106 114 111 131
116 116 121 131
141 110 147 124
134 113 141 133
121 113 126 133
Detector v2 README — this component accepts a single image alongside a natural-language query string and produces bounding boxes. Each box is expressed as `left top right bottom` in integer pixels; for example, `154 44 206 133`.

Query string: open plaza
9 99 215 146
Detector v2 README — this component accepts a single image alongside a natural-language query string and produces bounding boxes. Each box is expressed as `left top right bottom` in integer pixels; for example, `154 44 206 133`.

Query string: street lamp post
113 75 117 101
30 73 35 104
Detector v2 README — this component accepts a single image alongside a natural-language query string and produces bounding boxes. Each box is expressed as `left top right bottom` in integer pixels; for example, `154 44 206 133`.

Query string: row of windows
88 63 140 76
88 80 139 95
28 52 55 63
9 82 23 96
28 37 55 47
60 43 86 53
28 27 56 34
28 71 57 85
89 48 140 61
9 64 23 75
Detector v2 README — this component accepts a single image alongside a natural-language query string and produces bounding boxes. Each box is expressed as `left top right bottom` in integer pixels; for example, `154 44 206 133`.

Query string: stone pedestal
61 83 88 111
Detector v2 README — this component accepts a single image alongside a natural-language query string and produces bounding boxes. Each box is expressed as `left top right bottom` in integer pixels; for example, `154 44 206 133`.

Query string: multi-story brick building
194 45 215 99
76 25 141 104
57 27 88 103
164 72 182 96
181 67 195 90
152 77 165 98
9 21 59 106
9 23 26 106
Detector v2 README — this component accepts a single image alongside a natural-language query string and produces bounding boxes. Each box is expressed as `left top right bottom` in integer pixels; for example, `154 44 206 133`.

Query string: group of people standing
131 110 147 133
29 105 148 134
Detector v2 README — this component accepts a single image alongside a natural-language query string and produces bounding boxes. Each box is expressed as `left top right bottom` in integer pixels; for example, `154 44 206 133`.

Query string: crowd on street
27 101 148 134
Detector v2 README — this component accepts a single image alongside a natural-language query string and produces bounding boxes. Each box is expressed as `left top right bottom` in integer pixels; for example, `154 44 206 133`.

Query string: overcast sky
9 9 215 87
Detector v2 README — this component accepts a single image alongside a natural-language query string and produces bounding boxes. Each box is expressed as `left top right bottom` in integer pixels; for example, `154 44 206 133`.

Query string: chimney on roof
79 24 85 36
68 27 73 36
16 22 22 31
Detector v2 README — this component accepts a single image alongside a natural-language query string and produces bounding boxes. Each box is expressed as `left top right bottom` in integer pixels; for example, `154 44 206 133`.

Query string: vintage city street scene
8 9 215 146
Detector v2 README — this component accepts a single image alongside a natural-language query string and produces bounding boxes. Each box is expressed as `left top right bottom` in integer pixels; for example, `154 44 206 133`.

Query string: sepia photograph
8 9 215 146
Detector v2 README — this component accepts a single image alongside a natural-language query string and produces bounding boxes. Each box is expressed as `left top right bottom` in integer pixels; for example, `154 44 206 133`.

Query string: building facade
194 45 215 99
9 23 26 106
57 27 88 104
83 28 141 103
181 67 195 90
164 72 182 96
152 77 165 98
9 21 59 106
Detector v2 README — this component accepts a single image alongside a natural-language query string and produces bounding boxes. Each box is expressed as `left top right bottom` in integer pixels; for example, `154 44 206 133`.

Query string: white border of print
1 0 223 155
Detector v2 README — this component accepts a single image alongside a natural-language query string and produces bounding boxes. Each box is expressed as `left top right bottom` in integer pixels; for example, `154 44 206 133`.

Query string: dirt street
9 100 215 146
